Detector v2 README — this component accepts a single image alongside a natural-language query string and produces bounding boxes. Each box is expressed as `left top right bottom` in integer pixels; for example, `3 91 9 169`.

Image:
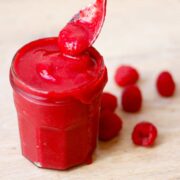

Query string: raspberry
99 110 123 141
101 92 118 112
132 122 158 147
121 85 142 113
156 71 176 97
115 65 139 87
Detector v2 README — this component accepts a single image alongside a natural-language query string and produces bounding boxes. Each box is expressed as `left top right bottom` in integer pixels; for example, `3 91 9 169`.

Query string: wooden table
1 0 180 179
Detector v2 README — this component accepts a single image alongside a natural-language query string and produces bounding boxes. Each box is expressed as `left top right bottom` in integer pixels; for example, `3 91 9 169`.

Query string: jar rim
10 37 107 101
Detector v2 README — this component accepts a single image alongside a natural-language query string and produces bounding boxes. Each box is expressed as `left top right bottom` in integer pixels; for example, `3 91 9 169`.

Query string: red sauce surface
14 38 103 93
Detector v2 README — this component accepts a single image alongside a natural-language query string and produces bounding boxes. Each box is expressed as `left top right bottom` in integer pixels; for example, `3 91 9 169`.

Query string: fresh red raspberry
101 92 118 112
115 65 139 87
121 85 142 113
132 122 158 147
99 110 123 141
156 71 176 97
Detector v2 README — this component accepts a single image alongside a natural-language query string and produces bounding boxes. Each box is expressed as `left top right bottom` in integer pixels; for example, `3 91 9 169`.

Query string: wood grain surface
0 0 180 179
